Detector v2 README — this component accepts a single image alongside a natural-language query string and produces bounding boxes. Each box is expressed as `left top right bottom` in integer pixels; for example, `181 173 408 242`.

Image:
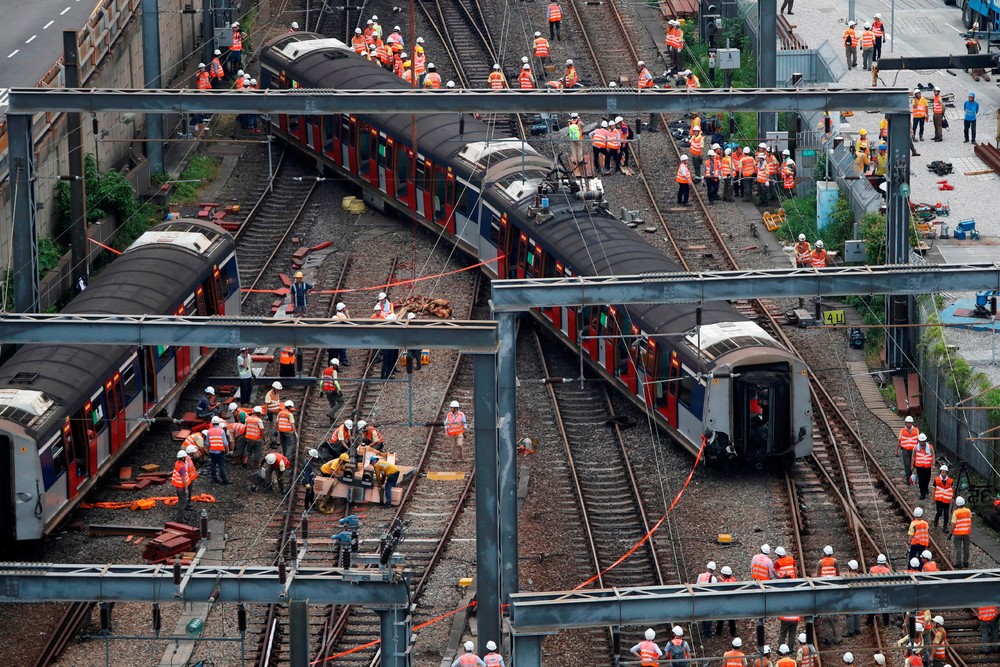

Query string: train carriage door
105 374 126 453
545 261 564 327
323 115 338 162
734 363 792 462
664 352 681 427
496 214 510 277
365 126 379 187
208 265 227 316
304 115 318 150
620 324 642 396
121 355 144 435
86 394 108 476
582 306 599 359
414 155 429 218
516 233 528 279
342 116 354 170
395 147 415 211
434 168 456 234
376 133 390 193
62 422 86 496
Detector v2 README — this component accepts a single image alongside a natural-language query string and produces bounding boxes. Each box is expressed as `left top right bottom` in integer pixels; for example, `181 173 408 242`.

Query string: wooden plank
892 375 909 415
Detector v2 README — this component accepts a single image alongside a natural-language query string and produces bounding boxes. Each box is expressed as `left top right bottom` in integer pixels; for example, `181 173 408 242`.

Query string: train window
213 271 227 313
433 168 447 222
289 114 300 133
49 435 67 483
342 117 353 146
395 148 411 198
384 142 393 173
490 215 501 246
157 345 169 357
460 185 477 219
677 375 695 407
122 363 139 402
446 176 456 212
195 288 207 316
358 124 371 163
323 116 336 154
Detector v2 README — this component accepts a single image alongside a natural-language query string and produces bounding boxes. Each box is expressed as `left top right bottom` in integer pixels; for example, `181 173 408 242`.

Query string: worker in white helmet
716 566 737 636
751 543 776 581
452 640 485 667
695 562 718 635
815 545 843 644
375 291 394 319
630 628 663 666
289 21 299 32
196 386 221 420
237 347 254 404
860 21 875 71
873 653 886 666
664 626 692 664
255 451 291 493
725 638 746 666
173 450 194 512
909 506 930 561
276 400 297 456
950 496 972 567
445 400 468 462
794 233 812 267
483 640 505 667
797 633 817 667
912 432 935 498
844 21 858 70
329 419 355 458
843 560 862 637
265 381 283 433
933 464 953 530
810 239 827 268
331 302 350 367
866 554 892 626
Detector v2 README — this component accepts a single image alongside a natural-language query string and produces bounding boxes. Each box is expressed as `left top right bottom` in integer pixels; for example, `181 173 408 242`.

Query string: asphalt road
0 0 98 90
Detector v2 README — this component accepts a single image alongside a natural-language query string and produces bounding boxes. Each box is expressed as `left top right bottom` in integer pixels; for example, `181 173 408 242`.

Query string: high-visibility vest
266 389 282 413
379 44 394 66
564 66 578 87
843 28 857 47
638 68 654 89
210 58 224 79
271 453 290 471
231 30 243 51
704 157 717 179
445 411 466 436
933 95 944 114
280 347 296 365
207 427 226 452
606 128 621 150
799 645 815 667
913 444 934 468
676 164 691 184
547 2 562 21
978 606 998 621
777 658 797 667
872 20 884 37
245 415 264 441
880 118 889 138
783 164 796 189
386 32 403 52
183 432 204 452
277 409 295 433
636 640 660 666
592 128 608 149
767 154 779 176
186 457 198 482
819 556 838 577
484 653 504 666
197 71 212 90
352 35 367 53
414 55 426 76
172 460 189 488
907 654 924 667
533 37 550 57
234 78 245 90
923 560 939 572
861 30 875 48
779 613 801 622
689 135 704 156
331 424 353 444
811 249 827 267
458 654 480 667
686 75 700 89
724 650 746 667
665 27 682 49
899 426 919 450
856 137 870 154
719 156 733 177
741 155 756 177
953 507 972 535
424 72 442 88
933 476 954 503
911 519 930 545
870 564 891 574
489 71 506 89
402 69 413 84
756 162 770 184
696 571 715 583
518 70 533 89
751 554 772 580
795 241 813 265
776 555 796 578
912 97 928 119
322 367 340 392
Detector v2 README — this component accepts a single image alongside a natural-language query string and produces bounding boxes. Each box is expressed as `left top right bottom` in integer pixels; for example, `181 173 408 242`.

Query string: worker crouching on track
370 455 401 506
253 452 291 494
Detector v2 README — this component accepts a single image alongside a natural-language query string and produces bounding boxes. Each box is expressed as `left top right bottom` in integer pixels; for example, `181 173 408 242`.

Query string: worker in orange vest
257 452 291 494
751 645 772 667
912 89 928 141
209 49 226 88
488 63 506 89
629 628 663 666
445 400 468 461
860 22 875 70
872 13 885 59
195 63 212 90
547 0 562 40
386 25 404 54
665 19 684 68
605 120 622 175
206 416 231 484
933 464 953 529
676 155 692 206
683 69 700 89
775 645 796 667
724 638 747 667
532 31 550 62
703 149 720 203
591 120 609 173
562 59 579 87
518 63 534 89
264 380 283 431
279 345 297 378
843 20 858 70
794 234 812 267
688 126 704 180
322 358 343 409
172 450 193 511
977 603 998 652
951 496 973 567
755 155 770 205
243 405 266 466
865 554 892 626
810 240 827 267
720 148 735 201
454 641 485 667
782 152 796 195
276 400 297 456
931 86 945 141
815 545 842 644
229 22 243 75
920 549 939 572
636 61 658 131
423 63 442 88
740 147 755 203
899 415 920 481
912 433 934 498
908 506 931 560
351 27 367 54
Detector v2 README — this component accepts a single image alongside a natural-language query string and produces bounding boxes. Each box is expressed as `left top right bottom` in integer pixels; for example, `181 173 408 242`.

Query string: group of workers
349 16 455 89
792 235 829 268
676 134 797 207
452 640 506 667
841 14 886 71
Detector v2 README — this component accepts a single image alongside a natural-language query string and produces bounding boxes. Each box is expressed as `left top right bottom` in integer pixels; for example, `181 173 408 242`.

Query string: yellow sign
823 310 846 325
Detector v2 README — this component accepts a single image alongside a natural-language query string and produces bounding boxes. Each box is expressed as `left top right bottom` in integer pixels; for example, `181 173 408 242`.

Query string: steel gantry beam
490 264 1000 310
4 87 913 116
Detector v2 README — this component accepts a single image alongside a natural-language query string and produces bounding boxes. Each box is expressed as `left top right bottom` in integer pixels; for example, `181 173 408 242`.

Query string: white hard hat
450 400 460 408
848 559 859 570
798 633 808 644
214 49 221 55
177 450 188 458
914 507 924 517
237 69 245 77
198 62 206 68
645 628 656 640
272 381 283 390
465 641 475 652
725 148 732 155
357 420 367 428
331 358 340 366
798 234 806 241
523 63 531 70
824 545 834 556
535 31 541 37
707 561 717 570
265 453 277 464
864 22 871 28
761 544 771 554
775 546 786 557
486 641 497 651
394 25 401 31
205 386 216 395
673 626 683 636
637 60 645 67
762 646 771 655
186 444 199 454
427 63 436 69
385 313 397 320
378 291 387 299
250 78 257 85
877 554 887 564
905 416 914 423
910 558 921 568
848 20 856 25
707 149 716 156
922 550 933 559
733 638 743 648
843 652 854 663
915 622 924 632
291 21 299 28
875 12 882 18
232 21 239 27
601 120 608 127
308 448 320 458
344 419 354 429
914 88 922 95
918 433 927 441
712 143 721 150
228 402 238 412
372 14 378 20
615 116 624 123
874 654 886 666
759 142 767 148
816 240 825 249
744 147 752 153
493 63 501 70
253 406 263 414
284 400 294 408
721 565 733 575
940 465 948 472
934 615 944 625
356 27 362 33
782 149 791 155
779 645 790 654
374 304 382 312
680 155 689 161
683 69 692 76
956 496 966 506
570 112 579 118
934 86 940 92
211 416 222 425
406 312 417 321
522 56 529 63
566 59 573 65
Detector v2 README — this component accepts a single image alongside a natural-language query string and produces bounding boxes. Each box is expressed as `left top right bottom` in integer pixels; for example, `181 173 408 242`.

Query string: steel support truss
489 264 1000 310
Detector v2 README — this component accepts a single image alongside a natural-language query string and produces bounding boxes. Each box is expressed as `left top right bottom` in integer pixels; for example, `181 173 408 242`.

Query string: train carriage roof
0 220 232 433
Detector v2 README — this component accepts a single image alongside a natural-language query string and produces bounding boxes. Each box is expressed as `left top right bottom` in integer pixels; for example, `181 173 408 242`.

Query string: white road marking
0 90 9 110
25 35 36 44
43 20 54 29
8 49 19 58
60 6 71 14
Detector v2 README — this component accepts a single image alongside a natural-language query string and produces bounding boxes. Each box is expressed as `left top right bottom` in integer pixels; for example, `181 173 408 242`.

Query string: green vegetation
55 155 139 242
112 201 163 252
170 154 222 204
38 238 65 277
773 195 853 254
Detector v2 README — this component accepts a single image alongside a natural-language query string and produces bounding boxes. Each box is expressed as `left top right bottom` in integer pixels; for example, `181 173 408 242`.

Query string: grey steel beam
63 30 89 291
508 571 1000 633
497 313 519 608
757 0 777 136
140 0 165 174
290 599 310 667
512 634 545 667
8 113 39 313
5 88 914 116
379 607 410 667
876 54 998 70
0 314 499 352
0 563 408 605
473 352 502 655
885 112 913 370
490 264 1000 310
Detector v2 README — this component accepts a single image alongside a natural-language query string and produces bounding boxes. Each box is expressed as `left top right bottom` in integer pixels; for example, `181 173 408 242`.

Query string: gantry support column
757 0 778 136
885 111 913 371
8 114 38 313
497 312 519 610
289 599 310 667
473 352 501 654
141 0 165 174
